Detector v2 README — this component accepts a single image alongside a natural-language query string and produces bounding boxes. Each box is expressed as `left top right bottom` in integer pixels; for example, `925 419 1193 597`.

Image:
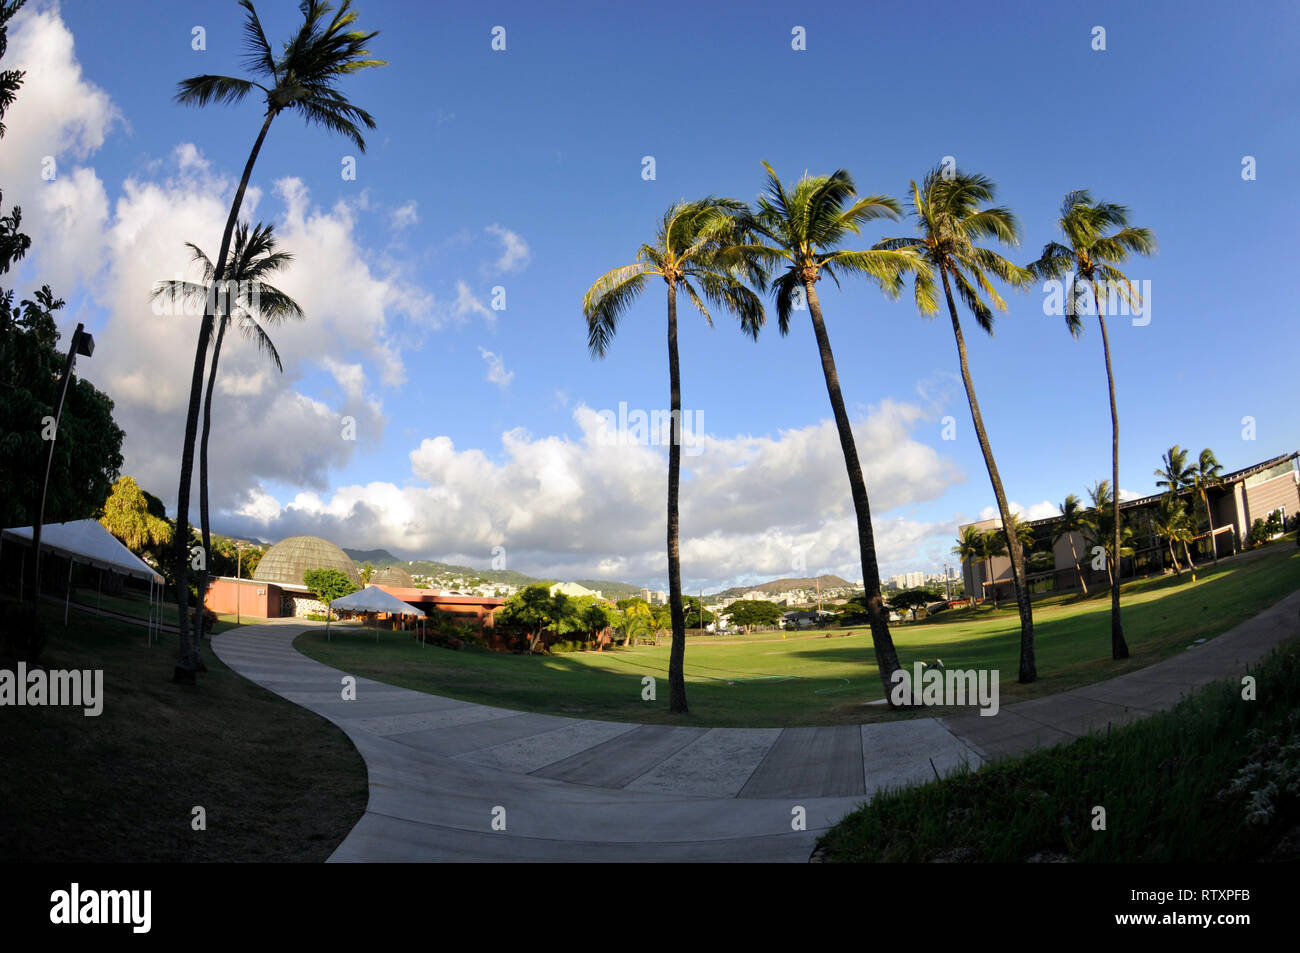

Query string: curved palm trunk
803 281 902 699
986 557 998 609
1093 303 1130 660
665 282 689 713
1068 535 1088 595
171 110 275 682
1201 488 1219 565
939 264 1035 682
190 314 231 666
1167 539 1182 574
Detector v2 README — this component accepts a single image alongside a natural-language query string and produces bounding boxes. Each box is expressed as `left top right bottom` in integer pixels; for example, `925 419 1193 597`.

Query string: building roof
371 564 414 587
252 535 361 587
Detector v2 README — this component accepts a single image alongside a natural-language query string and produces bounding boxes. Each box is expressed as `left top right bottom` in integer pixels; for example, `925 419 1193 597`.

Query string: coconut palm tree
733 162 919 699
1154 445 1194 495
982 528 1008 609
1190 448 1224 563
1154 493 1193 575
1083 480 1135 586
1056 494 1089 595
876 166 1037 681
1028 191 1155 662
152 223 303 665
168 0 384 681
953 525 985 609
584 198 764 713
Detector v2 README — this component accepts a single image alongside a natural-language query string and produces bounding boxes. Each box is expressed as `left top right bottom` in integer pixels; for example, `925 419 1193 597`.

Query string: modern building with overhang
957 450 1299 602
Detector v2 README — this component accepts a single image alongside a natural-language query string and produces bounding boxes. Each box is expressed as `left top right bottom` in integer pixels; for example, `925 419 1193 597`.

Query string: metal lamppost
27 323 94 609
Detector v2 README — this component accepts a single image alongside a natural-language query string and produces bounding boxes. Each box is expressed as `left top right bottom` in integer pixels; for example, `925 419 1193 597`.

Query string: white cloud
478 347 513 389
484 224 530 273
978 499 1060 523
390 200 419 230
452 280 492 323
225 399 966 590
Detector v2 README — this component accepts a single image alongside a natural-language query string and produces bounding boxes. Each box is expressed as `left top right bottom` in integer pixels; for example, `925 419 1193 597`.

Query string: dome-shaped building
253 535 361 588
371 565 414 588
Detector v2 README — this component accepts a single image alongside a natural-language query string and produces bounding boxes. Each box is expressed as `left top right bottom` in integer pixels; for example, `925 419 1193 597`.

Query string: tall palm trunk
191 314 231 663
939 264 1035 682
1167 540 1182 574
1201 488 1219 565
1092 294 1130 660
1068 535 1088 595
171 109 275 681
985 556 998 609
665 281 688 713
803 280 901 698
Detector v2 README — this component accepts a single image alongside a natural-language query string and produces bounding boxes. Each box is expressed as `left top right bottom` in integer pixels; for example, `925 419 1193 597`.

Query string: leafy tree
878 166 1037 681
0 289 125 532
98 476 172 555
168 0 384 679
1030 192 1154 660
499 584 580 653
681 595 715 628
890 588 932 622
723 599 783 628
303 568 358 614
735 162 916 698
584 198 762 712
359 562 374 586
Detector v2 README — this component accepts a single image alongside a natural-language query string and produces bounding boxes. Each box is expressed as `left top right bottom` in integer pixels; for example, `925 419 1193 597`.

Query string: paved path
210 588 1300 862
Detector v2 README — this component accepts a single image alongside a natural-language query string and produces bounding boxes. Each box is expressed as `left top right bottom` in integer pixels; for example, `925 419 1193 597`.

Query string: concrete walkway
210 587 1300 862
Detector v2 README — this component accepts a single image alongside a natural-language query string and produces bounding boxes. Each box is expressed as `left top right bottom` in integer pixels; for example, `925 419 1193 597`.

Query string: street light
27 323 94 609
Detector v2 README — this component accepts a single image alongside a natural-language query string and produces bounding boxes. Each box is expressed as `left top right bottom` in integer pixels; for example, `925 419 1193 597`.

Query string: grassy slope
0 607 367 862
818 635 1300 862
297 542 1300 728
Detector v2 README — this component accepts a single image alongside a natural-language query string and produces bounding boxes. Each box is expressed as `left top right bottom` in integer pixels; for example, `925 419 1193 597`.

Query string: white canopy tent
327 585 427 643
2 519 166 643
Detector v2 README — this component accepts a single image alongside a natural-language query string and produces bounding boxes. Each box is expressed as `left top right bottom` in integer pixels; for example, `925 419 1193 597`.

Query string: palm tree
168 0 384 680
1154 445 1194 495
584 198 764 713
953 525 985 608
733 162 919 699
1083 480 1135 586
1190 448 1224 563
876 166 1037 682
153 223 303 665
1056 494 1089 595
1154 493 1193 575
982 529 1008 609
1030 192 1155 662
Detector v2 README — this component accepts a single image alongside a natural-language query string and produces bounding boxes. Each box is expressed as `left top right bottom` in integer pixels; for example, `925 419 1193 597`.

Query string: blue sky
4 0 1297 590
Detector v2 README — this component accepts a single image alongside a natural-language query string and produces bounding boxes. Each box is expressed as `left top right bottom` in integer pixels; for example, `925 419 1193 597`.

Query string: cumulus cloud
978 499 1061 523
484 224 530 273
223 399 966 590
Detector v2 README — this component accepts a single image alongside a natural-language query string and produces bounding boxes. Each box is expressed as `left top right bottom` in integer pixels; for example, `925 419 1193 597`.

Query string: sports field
297 541 1300 728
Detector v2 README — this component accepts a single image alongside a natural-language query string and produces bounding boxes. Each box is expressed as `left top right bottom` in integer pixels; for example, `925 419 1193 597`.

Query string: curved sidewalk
211 588 1300 862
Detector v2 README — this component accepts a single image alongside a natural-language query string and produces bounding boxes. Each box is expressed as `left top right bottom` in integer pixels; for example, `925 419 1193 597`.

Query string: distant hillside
574 579 644 600
343 547 400 565
713 574 855 602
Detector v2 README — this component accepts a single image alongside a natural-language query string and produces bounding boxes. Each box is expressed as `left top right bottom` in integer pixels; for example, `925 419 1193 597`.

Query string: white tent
327 585 426 642
2 519 166 641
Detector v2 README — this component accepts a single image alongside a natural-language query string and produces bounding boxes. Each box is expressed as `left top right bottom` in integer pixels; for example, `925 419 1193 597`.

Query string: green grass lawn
0 602 367 862
818 633 1300 862
297 541 1300 728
